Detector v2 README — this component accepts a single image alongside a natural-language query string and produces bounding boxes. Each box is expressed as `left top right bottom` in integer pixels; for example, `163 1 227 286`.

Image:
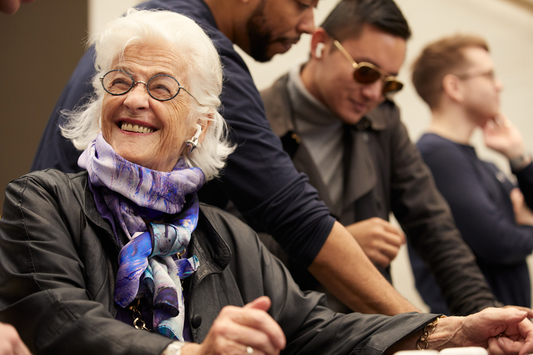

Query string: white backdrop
90 0 533 311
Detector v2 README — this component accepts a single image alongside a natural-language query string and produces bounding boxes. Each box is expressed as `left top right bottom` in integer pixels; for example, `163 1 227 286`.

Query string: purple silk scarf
78 133 205 340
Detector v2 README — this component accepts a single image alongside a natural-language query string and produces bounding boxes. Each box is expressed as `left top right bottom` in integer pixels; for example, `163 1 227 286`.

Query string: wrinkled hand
483 114 525 160
183 296 286 355
510 188 533 226
0 322 31 355
345 218 406 268
502 305 533 320
460 308 533 355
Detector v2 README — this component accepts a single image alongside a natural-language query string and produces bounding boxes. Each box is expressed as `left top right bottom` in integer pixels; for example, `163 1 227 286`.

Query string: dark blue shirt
31 0 334 267
410 133 533 312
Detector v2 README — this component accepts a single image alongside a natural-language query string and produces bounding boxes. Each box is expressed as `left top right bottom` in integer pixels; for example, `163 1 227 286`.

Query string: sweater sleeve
389 122 499 315
420 140 533 264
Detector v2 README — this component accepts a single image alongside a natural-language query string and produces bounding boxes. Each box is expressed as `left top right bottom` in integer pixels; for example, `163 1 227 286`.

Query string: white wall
89 0 533 311
88 0 143 36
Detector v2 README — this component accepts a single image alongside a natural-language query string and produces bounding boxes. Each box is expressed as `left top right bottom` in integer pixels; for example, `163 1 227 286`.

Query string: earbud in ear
315 42 325 58
185 124 202 153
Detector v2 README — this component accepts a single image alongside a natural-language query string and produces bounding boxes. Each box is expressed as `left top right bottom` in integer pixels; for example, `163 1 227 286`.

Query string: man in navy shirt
411 34 533 313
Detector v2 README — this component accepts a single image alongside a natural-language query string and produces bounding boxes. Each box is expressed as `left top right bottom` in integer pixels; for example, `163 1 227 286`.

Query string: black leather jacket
0 170 436 354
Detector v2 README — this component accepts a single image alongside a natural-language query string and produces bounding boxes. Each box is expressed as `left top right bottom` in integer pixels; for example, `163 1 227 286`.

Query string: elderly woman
0 9 533 355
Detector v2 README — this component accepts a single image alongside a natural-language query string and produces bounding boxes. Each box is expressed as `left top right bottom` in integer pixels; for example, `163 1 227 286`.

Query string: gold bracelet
417 315 446 350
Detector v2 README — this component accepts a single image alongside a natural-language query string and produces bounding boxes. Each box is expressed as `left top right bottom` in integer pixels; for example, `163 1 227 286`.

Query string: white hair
61 9 234 181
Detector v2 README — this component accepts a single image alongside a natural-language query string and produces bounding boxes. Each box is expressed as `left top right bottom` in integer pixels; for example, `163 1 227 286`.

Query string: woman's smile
119 121 156 134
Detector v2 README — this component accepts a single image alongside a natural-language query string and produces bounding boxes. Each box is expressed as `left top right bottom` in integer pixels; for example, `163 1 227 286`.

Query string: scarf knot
79 133 204 340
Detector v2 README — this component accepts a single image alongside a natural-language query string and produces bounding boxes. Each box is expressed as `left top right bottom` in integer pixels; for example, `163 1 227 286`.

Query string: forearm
308 221 419 315
388 307 533 355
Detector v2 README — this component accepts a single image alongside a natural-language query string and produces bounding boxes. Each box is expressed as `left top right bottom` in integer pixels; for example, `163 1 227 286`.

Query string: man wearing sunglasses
261 0 502 314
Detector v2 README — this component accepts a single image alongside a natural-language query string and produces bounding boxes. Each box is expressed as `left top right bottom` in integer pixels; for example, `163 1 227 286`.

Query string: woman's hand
345 218 406 268
182 296 286 355
431 308 533 355
463 308 533 355
483 114 526 162
0 322 31 355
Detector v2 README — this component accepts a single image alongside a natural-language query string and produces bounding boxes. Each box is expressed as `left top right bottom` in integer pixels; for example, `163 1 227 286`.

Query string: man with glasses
260 0 503 313
410 34 533 314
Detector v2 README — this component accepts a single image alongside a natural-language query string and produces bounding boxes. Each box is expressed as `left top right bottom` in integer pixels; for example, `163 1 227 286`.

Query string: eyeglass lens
352 66 403 95
353 65 382 84
101 70 180 101
383 79 403 95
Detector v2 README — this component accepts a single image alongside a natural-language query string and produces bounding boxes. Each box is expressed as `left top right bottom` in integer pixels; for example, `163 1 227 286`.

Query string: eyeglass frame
455 69 496 82
330 38 404 95
100 69 206 106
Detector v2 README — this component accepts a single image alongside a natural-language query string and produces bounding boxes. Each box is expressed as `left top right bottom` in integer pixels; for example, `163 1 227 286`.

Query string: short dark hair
411 34 489 109
320 0 411 42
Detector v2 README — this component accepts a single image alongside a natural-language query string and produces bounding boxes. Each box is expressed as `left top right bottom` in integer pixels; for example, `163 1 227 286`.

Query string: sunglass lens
354 65 381 84
383 80 403 95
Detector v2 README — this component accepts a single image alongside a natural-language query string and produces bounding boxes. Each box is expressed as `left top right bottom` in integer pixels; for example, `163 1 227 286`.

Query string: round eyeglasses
100 69 205 105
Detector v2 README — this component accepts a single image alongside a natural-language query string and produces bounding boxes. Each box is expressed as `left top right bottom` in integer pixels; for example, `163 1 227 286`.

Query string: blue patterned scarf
78 133 205 340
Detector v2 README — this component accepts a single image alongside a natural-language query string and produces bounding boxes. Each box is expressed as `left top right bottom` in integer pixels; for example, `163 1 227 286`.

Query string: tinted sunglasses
332 39 404 95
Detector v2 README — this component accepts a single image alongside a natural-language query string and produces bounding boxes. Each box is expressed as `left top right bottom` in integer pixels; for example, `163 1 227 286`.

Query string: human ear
311 28 329 60
442 74 464 102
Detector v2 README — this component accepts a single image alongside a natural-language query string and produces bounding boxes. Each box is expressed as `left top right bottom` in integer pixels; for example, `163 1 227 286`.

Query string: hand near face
0 322 31 355
345 217 406 268
458 308 533 355
482 114 525 161
182 296 286 355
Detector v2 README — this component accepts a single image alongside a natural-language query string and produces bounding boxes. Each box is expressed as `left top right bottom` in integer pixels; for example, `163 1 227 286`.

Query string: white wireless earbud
315 42 325 58
185 124 202 153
